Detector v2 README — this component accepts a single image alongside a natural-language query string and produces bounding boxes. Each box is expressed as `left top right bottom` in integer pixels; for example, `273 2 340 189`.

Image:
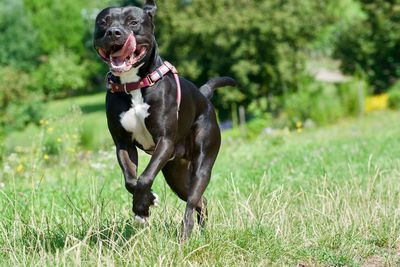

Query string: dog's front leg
133 138 175 217
116 143 138 194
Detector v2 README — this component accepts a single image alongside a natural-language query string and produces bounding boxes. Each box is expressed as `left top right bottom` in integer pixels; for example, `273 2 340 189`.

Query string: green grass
5 93 111 152
1 110 400 266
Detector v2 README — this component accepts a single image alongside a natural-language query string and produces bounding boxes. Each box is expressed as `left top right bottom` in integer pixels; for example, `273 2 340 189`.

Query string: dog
93 0 236 239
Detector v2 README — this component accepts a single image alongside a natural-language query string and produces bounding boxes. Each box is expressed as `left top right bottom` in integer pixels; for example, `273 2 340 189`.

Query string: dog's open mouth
97 33 147 74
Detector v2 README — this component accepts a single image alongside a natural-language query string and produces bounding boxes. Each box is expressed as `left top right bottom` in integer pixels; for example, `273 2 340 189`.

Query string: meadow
1 96 400 266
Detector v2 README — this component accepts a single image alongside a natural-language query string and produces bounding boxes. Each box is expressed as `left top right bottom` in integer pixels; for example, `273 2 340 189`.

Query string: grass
5 93 111 152
1 109 400 266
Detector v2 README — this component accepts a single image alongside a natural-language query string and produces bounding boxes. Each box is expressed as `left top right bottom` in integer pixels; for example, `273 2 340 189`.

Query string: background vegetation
1 0 400 137
1 0 400 265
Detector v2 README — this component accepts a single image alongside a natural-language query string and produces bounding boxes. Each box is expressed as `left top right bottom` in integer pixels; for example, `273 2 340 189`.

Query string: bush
309 84 344 125
388 81 400 110
2 100 44 131
0 0 40 70
79 121 96 149
337 78 367 116
32 48 89 97
0 66 44 133
334 0 400 93
283 78 364 127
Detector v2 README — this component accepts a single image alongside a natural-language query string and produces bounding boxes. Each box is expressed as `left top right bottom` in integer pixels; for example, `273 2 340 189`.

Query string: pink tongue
111 34 136 65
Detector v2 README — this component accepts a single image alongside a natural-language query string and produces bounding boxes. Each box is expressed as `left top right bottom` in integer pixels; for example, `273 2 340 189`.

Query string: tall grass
1 111 400 266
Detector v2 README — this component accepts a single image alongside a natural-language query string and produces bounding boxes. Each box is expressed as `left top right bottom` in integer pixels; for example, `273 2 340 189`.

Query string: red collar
107 61 177 93
106 61 181 116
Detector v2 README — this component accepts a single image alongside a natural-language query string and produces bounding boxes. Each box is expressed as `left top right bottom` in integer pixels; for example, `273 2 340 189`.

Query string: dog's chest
118 67 155 150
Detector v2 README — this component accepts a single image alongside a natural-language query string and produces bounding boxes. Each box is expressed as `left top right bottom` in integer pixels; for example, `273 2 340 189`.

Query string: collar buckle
148 76 155 86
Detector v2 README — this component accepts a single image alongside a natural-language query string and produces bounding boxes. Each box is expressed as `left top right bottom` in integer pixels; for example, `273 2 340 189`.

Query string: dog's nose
106 27 123 39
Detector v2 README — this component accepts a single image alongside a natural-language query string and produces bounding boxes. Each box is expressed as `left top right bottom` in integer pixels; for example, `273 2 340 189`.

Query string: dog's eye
98 15 111 27
98 19 107 27
126 17 138 26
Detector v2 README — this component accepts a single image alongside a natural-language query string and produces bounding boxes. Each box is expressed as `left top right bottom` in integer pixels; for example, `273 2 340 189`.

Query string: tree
0 0 39 70
148 0 332 117
334 0 400 93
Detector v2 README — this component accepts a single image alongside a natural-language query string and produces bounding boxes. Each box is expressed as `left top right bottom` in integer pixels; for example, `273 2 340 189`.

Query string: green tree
0 0 39 69
23 0 113 96
149 0 332 117
334 0 400 93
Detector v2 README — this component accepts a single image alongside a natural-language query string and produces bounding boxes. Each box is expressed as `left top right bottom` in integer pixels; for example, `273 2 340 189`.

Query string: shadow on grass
18 218 139 253
80 103 105 114
19 217 180 253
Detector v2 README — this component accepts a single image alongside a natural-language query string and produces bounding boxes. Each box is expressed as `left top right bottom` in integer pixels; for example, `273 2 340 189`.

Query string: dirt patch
363 255 385 267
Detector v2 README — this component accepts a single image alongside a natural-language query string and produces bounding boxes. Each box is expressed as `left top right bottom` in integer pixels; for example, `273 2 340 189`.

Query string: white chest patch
117 66 155 150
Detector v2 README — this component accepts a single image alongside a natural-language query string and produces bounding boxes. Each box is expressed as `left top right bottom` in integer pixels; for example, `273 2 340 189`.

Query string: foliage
0 0 40 70
284 77 364 126
32 48 90 97
334 0 400 93
24 0 95 55
312 0 365 55
336 79 367 115
154 0 332 116
0 67 43 134
1 0 397 137
388 81 400 109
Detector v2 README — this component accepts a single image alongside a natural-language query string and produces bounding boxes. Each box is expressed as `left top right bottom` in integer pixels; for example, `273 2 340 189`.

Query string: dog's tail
199 77 237 99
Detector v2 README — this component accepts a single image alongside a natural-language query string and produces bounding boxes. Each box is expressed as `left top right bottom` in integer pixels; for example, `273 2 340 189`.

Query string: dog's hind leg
181 116 221 240
196 196 207 228
162 159 207 227
162 158 190 201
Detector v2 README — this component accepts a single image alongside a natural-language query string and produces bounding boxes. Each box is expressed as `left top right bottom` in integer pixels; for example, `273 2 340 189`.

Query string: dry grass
1 111 400 266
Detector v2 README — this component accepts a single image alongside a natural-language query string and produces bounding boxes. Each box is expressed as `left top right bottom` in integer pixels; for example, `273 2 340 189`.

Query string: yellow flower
40 119 49 126
43 154 49 160
16 164 24 173
365 94 389 112
47 127 54 133
296 121 303 129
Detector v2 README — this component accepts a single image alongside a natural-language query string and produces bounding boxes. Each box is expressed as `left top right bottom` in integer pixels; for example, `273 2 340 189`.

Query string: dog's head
93 1 157 75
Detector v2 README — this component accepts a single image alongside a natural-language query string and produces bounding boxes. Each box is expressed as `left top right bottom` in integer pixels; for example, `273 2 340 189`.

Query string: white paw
152 192 160 207
134 215 148 224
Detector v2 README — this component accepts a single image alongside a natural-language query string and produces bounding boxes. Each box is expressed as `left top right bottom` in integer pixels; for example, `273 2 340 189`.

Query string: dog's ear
143 0 157 19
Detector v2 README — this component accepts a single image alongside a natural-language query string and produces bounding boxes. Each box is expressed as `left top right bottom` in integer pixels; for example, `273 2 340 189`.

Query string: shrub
334 1 400 93
0 0 39 70
40 108 82 157
79 121 96 149
32 48 89 97
2 100 44 131
309 84 344 125
388 81 400 110
283 78 363 127
337 78 367 116
0 66 44 133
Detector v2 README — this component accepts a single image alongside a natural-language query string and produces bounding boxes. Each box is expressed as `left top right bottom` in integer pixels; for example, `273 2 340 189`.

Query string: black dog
93 0 235 239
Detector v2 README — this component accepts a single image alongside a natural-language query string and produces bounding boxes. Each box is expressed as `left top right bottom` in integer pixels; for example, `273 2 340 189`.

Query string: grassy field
1 109 400 266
